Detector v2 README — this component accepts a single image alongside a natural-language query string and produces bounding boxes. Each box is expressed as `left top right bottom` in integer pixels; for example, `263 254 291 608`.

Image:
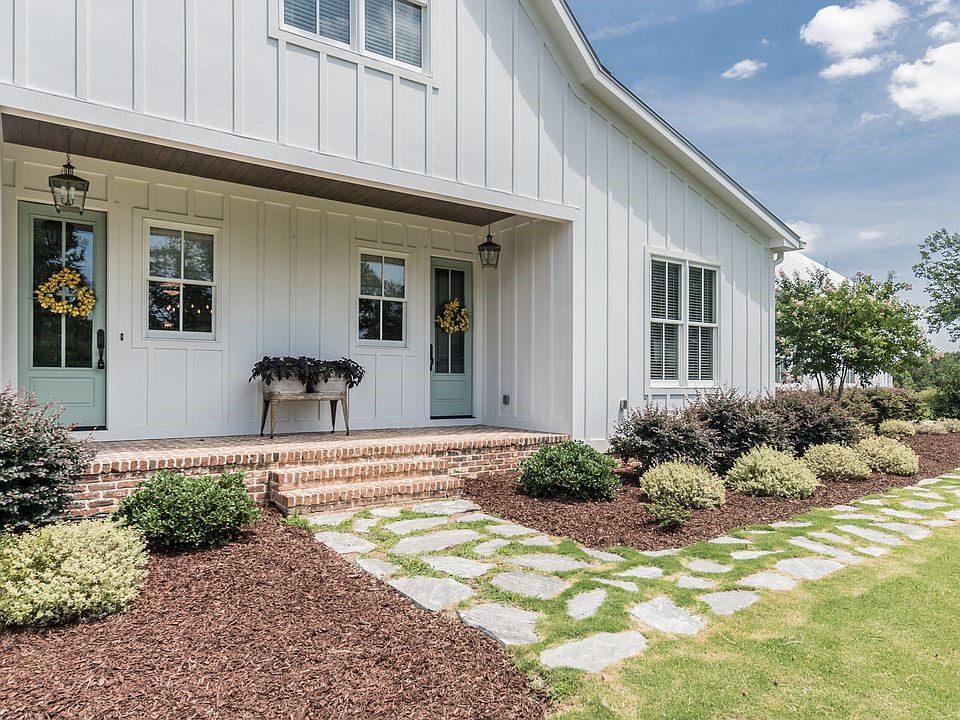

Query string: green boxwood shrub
765 391 859 454
648 500 690 530
518 441 620 501
609 406 715 472
878 419 917 439
115 471 261 551
855 437 920 476
0 386 94 533
639 461 725 509
803 444 872 482
0 520 147 628
916 420 949 435
840 387 923 428
725 446 820 499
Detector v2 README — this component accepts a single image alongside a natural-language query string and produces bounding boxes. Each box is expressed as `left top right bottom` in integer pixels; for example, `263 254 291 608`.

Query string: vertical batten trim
76 0 88 100
277 38 288 145
356 64 365 160
232 0 243 135
391 74 400 169
318 52 327 153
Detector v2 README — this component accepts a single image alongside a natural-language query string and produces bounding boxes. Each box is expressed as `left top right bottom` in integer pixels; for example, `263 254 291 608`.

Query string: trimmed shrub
610 406 715 472
0 520 147 628
0 386 94 533
725 446 820 499
639 461 725 509
803 444 872 482
685 390 790 473
855 437 920 476
115 471 260 551
851 422 876 441
916 420 949 435
519 441 620 501
878 419 917 439
941 418 960 433
648 500 690 530
840 387 923 428
765 391 859 454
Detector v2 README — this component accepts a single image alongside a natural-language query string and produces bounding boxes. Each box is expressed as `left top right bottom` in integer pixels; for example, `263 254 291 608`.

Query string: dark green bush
765 391 859 454
518 441 620 501
840 387 923 429
609 405 715 472
0 386 94 533
685 389 790 473
115 471 260 551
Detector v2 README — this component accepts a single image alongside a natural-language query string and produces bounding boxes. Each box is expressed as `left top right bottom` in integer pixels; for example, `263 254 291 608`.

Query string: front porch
77 426 566 518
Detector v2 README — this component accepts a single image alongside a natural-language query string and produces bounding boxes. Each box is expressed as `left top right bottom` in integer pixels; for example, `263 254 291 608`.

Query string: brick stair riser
272 459 449 490
272 477 465 514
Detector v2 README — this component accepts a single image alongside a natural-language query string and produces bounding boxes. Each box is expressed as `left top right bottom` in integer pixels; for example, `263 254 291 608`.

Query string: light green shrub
725 446 820 499
648 500 690 530
851 422 876 441
0 521 147 628
803 444 872 482
916 420 949 435
639 461 725 509
941 418 960 433
855 437 920 476
878 419 916 439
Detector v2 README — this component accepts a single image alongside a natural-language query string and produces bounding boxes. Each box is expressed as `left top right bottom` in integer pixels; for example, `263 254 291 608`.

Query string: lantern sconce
478 223 502 269
48 131 90 215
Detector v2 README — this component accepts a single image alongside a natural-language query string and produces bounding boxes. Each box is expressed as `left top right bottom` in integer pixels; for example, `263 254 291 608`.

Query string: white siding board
285 45 321 151
324 56 358 158
514 8 540 199
86 0 134 109
397 79 427 173
485 0 514 193
363 68 394 167
142 0 186 121
24 0 76 96
193 0 235 132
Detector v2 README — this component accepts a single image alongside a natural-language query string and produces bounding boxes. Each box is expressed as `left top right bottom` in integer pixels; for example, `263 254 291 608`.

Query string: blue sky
566 0 960 349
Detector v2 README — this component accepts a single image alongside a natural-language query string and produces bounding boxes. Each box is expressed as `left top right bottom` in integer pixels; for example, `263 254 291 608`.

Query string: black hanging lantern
478 225 502 269
48 133 89 215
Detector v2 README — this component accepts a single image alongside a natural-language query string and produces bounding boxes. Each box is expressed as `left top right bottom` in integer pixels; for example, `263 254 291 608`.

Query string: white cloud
722 58 767 79
820 55 887 77
787 220 826 250
859 110 891 122
761 37 772 45
923 0 954 16
589 0 750 40
801 0 908 57
858 229 886 239
890 42 960 118
929 19 960 39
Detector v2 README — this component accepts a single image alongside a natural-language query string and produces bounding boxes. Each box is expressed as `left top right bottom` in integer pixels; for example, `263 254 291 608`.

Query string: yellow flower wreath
436 298 471 334
35 268 97 319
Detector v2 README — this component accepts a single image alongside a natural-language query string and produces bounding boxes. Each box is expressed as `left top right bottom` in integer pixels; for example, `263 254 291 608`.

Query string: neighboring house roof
538 0 801 252
778 252 848 285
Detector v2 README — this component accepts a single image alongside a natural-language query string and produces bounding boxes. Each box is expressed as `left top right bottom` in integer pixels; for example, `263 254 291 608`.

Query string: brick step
272 475 464 514
270 456 449 490
270 437 543 468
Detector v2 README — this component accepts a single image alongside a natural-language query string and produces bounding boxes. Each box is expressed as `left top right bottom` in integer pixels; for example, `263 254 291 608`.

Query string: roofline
543 0 801 252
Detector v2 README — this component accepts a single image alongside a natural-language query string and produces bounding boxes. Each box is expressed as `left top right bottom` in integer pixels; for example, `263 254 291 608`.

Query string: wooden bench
260 389 350 438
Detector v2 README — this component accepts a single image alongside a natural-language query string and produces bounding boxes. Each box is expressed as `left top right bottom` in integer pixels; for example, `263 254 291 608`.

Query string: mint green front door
18 202 107 430
431 258 474 419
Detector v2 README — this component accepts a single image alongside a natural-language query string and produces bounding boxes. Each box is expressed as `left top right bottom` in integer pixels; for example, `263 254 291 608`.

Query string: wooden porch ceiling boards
1 114 513 227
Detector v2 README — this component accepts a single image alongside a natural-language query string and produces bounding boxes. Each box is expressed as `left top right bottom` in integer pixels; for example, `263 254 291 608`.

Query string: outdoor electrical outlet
503 394 511 406
620 400 629 411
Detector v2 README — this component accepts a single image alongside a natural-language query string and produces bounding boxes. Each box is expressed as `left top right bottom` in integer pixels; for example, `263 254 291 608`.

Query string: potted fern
307 358 366 393
249 356 310 394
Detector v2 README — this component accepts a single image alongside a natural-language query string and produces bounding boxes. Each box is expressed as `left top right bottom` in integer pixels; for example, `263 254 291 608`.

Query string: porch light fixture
478 224 502 269
48 132 89 215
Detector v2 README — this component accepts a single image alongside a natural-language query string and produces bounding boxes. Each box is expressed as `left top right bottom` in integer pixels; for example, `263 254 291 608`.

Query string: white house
0 0 800 447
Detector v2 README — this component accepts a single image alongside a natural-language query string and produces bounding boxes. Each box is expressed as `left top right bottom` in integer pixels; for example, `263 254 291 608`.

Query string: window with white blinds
282 0 425 69
650 259 719 385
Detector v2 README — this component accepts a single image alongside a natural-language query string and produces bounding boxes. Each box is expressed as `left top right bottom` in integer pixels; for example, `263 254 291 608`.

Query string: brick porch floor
76 426 567 517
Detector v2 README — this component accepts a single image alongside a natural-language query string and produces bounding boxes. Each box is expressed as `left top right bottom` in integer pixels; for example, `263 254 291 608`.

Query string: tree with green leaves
777 269 931 397
914 229 960 342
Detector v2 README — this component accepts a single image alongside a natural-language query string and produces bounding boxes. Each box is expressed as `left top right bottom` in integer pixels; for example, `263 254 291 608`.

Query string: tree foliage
777 269 930 397
914 229 960 342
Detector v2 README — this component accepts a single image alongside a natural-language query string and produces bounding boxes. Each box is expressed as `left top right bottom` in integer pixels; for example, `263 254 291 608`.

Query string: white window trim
356 248 410 347
143 219 220 342
648 252 721 390
273 0 434 84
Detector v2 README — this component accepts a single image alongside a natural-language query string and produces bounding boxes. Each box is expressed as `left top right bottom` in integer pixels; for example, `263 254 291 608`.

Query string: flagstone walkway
308 473 960 676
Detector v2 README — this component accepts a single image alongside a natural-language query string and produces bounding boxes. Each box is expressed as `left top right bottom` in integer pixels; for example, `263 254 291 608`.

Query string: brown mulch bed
466 434 960 551
0 513 546 720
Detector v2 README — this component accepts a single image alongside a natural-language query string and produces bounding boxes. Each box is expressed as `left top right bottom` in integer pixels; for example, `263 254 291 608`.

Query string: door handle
430 343 434 372
97 329 105 370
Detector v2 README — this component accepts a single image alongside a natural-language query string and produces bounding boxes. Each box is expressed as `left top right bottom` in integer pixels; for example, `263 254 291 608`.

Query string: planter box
311 377 348 393
262 378 307 394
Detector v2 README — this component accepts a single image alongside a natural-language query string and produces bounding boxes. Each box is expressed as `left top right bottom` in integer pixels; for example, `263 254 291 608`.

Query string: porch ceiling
1 114 513 227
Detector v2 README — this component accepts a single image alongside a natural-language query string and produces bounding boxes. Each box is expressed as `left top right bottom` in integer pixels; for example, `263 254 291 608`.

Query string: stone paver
699 590 760 616
567 589 607 620
685 558 733 574
833 513 885 521
540 631 648 673
945 509 960 520
859 499 887 506
492 572 568 599
730 550 781 560
630 596 706 635
617 565 665 580
857 546 890 557
581 547 625 563
423 555 494 578
353 518 378 534
709 536 752 545
308 511 356 526
511 554 591 573
370 506 404 518
872 522 931 540
314 531 376 555
775 557 845 580
831 505 859 512
519 536 557 547
459 604 540 645
640 549 680 557
487 523 539 538
457 512 504 524
912 491 944 499
676 575 718 590
923 519 954 527
473 539 510 556
388 576 475 611
787 537 863 564
384 516 449 535
809 531 854 545
771 521 813 528
595 578 640 592
838 525 905 546
356 558 400 578
901 500 949 510
738 572 798 591
878 508 924 519
412 499 481 516
745 530 775 535
391 529 481 555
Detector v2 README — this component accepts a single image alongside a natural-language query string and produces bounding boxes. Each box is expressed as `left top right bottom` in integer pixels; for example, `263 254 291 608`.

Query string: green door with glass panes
18 202 107 429
431 258 473 419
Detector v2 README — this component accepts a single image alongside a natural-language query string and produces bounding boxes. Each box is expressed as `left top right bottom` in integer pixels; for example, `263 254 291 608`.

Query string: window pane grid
147 226 215 335
359 253 406 343
651 259 717 385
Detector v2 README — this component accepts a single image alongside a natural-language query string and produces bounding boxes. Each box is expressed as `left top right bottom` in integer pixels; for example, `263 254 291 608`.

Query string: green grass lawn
554 523 960 720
